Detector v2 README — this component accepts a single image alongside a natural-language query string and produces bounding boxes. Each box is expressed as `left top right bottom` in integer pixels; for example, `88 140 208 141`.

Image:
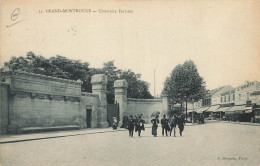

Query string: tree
162 60 207 120
119 70 153 99
2 52 154 104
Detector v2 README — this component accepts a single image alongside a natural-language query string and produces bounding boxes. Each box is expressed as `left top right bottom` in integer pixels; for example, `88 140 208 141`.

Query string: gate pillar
114 80 128 124
91 74 109 128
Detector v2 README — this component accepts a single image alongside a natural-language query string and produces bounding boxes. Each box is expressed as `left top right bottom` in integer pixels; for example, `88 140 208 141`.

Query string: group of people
118 113 185 138
152 114 185 137
126 115 146 137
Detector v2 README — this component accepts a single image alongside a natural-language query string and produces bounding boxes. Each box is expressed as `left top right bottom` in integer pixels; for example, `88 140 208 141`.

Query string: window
228 95 230 102
239 94 241 101
224 96 226 102
233 94 235 101
247 93 250 101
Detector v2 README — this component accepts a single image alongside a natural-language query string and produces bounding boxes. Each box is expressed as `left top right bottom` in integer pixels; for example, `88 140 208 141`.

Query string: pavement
0 121 259 144
0 122 259 166
0 127 128 144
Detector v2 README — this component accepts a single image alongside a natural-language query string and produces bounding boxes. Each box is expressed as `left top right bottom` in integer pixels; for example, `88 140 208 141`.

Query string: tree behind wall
2 52 153 104
162 60 207 120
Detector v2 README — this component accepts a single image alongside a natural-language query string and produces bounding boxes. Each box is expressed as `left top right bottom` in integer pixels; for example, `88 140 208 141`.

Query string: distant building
184 81 260 123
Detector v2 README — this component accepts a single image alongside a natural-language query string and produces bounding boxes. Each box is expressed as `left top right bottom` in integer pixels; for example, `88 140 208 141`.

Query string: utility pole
154 69 156 98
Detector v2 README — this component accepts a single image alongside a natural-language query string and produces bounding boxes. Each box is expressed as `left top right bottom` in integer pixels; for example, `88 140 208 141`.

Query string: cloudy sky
1 0 260 96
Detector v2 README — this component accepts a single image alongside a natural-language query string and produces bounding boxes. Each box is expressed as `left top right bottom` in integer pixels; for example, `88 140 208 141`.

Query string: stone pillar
0 82 9 134
91 74 108 128
162 95 169 117
114 80 128 124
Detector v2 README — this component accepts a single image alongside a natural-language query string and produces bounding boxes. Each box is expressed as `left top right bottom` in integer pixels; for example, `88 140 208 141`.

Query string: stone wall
0 70 108 134
114 79 169 124
0 83 9 135
127 98 165 123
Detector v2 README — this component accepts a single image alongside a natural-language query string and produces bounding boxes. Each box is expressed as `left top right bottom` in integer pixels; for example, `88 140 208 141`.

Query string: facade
184 81 260 122
184 86 233 116
220 81 260 122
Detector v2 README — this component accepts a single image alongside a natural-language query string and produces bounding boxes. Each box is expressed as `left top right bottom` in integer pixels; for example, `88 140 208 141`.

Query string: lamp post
192 99 194 124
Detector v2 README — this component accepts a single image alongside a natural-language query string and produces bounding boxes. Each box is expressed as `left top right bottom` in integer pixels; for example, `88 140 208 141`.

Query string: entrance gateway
86 105 92 128
107 103 119 127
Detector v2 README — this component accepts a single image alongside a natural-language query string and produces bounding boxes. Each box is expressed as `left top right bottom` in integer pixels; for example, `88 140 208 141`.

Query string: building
184 81 260 123
184 85 233 118
220 81 260 122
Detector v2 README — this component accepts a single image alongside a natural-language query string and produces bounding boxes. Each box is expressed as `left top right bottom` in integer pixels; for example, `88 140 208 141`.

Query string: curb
0 129 128 144
220 121 260 126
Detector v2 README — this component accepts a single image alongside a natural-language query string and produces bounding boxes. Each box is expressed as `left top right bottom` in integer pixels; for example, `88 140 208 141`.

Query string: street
0 122 259 166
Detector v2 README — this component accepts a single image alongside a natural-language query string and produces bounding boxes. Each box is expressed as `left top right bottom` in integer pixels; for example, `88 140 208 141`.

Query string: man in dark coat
161 114 169 136
134 116 138 132
136 116 145 137
177 114 185 136
128 115 135 137
169 114 177 137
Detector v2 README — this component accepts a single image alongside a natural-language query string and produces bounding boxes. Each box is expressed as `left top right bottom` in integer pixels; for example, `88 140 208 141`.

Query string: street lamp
192 99 194 124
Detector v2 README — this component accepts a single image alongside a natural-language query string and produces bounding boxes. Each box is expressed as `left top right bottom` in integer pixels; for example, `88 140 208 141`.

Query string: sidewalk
0 127 127 144
0 124 152 144
220 121 260 126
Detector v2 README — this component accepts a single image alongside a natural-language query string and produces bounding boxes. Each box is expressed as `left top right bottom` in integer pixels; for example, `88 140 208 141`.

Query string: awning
225 105 246 114
217 107 230 112
245 106 253 113
187 109 194 113
196 107 209 113
207 105 220 112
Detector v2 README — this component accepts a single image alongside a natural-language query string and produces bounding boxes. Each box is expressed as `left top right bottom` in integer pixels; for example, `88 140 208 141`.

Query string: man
136 115 145 137
177 114 185 136
128 115 135 137
134 115 138 132
169 114 177 137
161 114 169 136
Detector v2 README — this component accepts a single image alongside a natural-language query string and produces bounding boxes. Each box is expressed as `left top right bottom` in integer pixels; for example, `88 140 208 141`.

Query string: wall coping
127 98 163 102
2 70 82 86
0 82 10 87
81 92 99 97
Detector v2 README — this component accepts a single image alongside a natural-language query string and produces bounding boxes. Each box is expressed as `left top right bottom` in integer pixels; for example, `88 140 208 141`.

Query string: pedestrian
161 114 169 136
169 114 177 137
128 115 135 137
134 115 138 132
136 115 145 137
112 117 118 130
177 114 185 136
151 115 159 137
120 116 127 128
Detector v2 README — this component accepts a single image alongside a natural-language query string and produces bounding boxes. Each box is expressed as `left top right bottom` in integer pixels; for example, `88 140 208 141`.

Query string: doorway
86 108 92 128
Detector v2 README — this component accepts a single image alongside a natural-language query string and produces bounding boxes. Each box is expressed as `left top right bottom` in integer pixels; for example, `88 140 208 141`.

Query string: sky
1 0 260 96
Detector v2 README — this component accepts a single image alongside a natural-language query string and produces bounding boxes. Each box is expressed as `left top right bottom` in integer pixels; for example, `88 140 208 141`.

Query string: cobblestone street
0 122 259 166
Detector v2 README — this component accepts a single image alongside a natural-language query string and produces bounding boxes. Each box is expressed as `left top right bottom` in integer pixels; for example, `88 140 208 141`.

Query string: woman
112 117 118 130
151 115 159 137
136 116 145 137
